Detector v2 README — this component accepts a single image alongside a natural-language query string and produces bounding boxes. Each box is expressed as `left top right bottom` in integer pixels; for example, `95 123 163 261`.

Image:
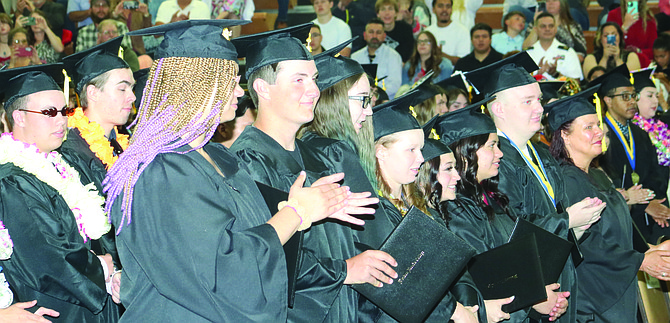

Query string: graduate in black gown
104 20 361 322
0 64 118 322
372 91 481 322
58 36 133 271
230 24 392 323
464 52 608 323
545 85 670 322
591 65 670 242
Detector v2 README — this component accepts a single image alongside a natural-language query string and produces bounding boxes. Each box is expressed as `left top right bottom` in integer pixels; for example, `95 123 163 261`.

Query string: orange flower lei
68 108 129 169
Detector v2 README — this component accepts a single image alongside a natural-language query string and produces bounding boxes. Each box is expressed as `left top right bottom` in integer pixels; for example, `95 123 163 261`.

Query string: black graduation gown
446 194 535 322
109 143 288 322
600 122 670 242
0 163 118 322
496 137 577 323
58 128 120 267
561 165 643 322
376 198 487 323
230 126 354 323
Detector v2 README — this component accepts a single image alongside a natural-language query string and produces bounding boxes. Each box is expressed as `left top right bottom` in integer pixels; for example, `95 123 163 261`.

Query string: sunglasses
19 106 75 117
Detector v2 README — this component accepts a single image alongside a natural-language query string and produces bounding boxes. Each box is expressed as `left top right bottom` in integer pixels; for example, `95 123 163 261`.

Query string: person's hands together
344 250 397 286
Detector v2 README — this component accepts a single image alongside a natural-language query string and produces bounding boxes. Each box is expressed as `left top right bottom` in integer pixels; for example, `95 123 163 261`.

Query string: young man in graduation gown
230 24 398 323
0 64 119 322
592 65 670 243
464 52 607 323
58 36 135 269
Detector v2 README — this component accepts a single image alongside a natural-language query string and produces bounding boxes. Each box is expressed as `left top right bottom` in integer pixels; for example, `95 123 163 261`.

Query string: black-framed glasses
349 95 373 108
19 107 75 117
610 92 639 101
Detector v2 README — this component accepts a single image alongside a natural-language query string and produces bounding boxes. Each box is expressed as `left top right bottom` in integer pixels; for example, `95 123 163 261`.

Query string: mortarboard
435 74 468 92
408 71 440 106
133 68 149 109
421 115 452 162
464 51 538 97
539 80 566 102
62 36 129 94
232 23 313 79
126 19 247 61
434 96 497 146
314 37 364 91
631 67 656 92
373 89 421 141
589 64 632 96
0 63 64 110
544 85 600 133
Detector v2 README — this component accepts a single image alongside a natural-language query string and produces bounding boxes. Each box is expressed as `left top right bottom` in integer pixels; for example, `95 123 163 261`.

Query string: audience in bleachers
309 24 325 54
396 0 430 36
376 0 414 62
0 13 12 67
154 0 210 25
67 0 94 28
95 19 140 70
352 17 403 97
402 30 452 84
526 12 583 80
583 22 641 78
17 0 64 37
425 0 470 64
313 0 352 56
606 0 657 65
522 0 586 60
7 27 41 68
75 0 132 52
27 10 63 63
491 10 525 55
453 22 502 71
114 0 152 54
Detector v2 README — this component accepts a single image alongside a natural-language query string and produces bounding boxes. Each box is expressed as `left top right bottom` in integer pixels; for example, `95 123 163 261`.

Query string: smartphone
537 0 546 12
123 1 139 9
17 46 32 57
607 34 616 45
627 1 638 15
23 17 35 26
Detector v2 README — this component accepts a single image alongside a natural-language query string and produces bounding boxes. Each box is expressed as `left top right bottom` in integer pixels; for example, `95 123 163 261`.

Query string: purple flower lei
632 114 670 166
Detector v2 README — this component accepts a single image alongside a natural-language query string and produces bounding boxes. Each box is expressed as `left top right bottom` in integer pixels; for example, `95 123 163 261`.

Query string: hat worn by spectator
464 51 538 97
232 23 313 79
62 36 129 95
0 63 64 110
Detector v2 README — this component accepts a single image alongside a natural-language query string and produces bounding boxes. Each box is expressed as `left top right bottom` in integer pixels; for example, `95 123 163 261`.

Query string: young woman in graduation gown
372 93 482 323
545 87 670 322
430 102 571 323
103 20 363 322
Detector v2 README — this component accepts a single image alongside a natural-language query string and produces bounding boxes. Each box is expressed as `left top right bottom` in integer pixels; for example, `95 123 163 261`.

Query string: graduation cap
589 64 631 96
133 68 149 109
543 85 600 133
373 89 421 141
434 96 497 146
408 71 440 106
62 36 129 94
126 19 248 61
361 64 378 82
0 63 64 110
631 67 656 92
314 37 364 91
422 115 452 162
464 51 538 97
232 23 313 79
539 80 566 102
435 74 468 92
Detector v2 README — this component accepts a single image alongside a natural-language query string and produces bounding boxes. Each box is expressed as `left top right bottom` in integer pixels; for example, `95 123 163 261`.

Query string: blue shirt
491 32 524 56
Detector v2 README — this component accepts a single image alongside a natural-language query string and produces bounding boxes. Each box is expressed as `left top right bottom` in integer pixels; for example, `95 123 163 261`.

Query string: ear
603 96 612 108
12 109 25 128
489 100 504 119
560 129 570 146
253 78 271 102
375 144 388 161
85 84 99 104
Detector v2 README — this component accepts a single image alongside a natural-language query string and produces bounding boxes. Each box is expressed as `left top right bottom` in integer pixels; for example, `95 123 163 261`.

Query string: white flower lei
0 133 110 242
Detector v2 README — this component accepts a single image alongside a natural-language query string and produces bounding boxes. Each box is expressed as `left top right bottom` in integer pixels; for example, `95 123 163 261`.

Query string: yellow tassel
431 128 440 140
374 76 378 87
594 93 607 152
409 105 417 118
306 32 312 53
222 28 232 40
630 73 634 85
480 104 484 113
118 46 124 59
62 69 70 106
382 79 386 91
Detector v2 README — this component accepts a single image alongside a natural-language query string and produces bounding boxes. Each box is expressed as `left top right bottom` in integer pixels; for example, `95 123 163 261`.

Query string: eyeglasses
100 30 118 36
13 39 27 44
349 95 373 108
310 32 322 38
610 92 639 101
417 39 431 45
19 107 75 117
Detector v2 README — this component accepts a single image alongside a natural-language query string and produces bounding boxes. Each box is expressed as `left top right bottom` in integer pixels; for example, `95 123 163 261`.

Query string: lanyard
500 131 556 208
604 112 635 171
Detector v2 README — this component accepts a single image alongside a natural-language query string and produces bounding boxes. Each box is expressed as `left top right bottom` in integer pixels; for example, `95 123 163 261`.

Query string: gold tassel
118 46 124 59
594 93 607 152
630 73 635 86
62 69 70 106
480 104 484 113
222 28 232 40
306 32 312 53
382 79 386 91
409 105 417 118
430 128 440 140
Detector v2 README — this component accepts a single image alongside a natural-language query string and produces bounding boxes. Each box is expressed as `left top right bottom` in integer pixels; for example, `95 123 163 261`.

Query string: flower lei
0 133 111 242
632 114 670 167
68 108 129 170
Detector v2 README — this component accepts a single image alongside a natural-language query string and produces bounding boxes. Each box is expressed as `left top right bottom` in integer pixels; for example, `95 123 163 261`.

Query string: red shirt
607 7 657 64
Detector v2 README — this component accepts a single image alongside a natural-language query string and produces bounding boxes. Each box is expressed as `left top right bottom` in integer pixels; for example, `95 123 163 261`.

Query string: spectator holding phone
113 0 152 55
606 0 657 64
15 0 65 38
0 14 13 68
27 10 62 63
7 27 41 69
583 22 641 77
